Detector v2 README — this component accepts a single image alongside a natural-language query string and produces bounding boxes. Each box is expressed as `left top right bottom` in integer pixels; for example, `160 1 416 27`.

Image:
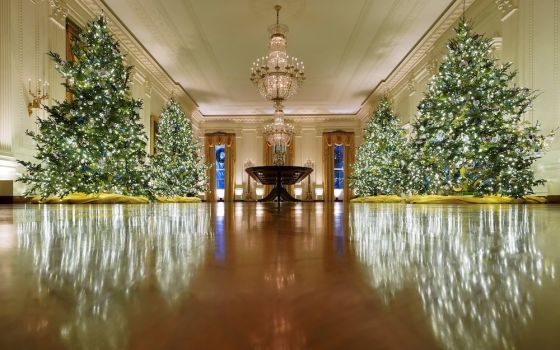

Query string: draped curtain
205 132 236 202
322 131 355 202
65 19 81 102
263 139 295 196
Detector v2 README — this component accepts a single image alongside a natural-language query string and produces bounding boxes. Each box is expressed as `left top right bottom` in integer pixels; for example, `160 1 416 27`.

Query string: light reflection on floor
350 204 556 349
0 202 559 349
13 204 210 349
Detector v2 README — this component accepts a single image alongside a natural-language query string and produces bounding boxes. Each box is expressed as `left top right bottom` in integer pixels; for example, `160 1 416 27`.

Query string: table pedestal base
259 184 300 203
245 166 313 208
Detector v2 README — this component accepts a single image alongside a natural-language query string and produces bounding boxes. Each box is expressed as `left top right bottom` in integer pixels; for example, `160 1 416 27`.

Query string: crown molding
69 0 475 128
200 114 360 124
69 0 198 115
495 0 518 21
358 0 476 123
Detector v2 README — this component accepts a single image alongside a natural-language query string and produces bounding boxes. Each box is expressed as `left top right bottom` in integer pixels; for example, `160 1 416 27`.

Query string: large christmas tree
351 97 412 196
413 19 554 197
150 99 207 197
19 15 149 197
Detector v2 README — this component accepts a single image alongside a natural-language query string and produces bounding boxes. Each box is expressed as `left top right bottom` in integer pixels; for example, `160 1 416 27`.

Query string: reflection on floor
351 205 556 350
0 203 559 349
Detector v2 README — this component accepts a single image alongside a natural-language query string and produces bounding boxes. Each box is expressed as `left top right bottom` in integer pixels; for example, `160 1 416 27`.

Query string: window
334 144 344 190
215 145 226 191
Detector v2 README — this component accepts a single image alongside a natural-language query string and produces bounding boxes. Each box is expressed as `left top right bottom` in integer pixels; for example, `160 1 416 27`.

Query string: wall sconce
27 79 49 116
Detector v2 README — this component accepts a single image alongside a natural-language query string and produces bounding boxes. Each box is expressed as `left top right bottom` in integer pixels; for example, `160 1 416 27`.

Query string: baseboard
545 195 560 204
0 196 29 204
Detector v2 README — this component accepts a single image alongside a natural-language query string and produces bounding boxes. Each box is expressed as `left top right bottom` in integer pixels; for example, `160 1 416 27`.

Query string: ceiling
103 0 454 117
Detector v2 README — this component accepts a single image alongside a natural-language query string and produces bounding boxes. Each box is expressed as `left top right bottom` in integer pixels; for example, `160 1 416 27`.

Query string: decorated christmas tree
149 99 207 197
18 15 149 198
413 19 554 197
351 97 413 196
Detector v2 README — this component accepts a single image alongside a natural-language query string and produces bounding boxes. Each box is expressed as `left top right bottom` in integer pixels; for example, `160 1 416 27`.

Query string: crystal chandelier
250 5 305 109
251 5 305 165
263 110 295 165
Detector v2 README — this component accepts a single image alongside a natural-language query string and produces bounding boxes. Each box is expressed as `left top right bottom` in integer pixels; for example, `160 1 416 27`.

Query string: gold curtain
205 132 236 202
322 131 355 202
263 139 295 196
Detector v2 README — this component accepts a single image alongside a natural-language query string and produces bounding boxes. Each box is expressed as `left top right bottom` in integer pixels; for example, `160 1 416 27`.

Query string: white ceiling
104 0 454 117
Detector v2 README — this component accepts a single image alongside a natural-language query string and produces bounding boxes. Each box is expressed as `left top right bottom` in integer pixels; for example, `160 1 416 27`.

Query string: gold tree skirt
30 193 149 204
29 193 203 204
352 195 547 204
156 196 201 203
351 195 406 203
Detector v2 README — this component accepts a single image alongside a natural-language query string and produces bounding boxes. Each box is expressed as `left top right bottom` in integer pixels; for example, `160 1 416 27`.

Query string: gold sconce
27 79 49 116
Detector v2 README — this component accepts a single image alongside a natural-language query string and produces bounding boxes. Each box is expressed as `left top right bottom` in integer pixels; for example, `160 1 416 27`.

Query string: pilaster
0 0 14 156
47 0 67 103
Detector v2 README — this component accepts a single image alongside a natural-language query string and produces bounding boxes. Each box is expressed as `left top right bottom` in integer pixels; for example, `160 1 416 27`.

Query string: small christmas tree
150 99 207 197
413 19 554 197
18 15 149 197
351 98 413 197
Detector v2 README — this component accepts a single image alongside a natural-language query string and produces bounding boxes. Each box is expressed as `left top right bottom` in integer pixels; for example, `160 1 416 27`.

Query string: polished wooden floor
1 202 560 349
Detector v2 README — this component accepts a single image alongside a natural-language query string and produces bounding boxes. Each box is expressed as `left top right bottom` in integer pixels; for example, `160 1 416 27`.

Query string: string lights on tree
19 14 150 198
351 98 413 197
150 99 208 198
412 19 555 197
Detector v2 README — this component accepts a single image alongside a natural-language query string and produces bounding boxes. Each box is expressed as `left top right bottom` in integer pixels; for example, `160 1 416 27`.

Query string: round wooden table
246 166 313 205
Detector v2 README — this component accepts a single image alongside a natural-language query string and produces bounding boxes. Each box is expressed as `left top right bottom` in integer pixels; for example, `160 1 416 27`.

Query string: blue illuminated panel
334 144 344 190
215 145 225 190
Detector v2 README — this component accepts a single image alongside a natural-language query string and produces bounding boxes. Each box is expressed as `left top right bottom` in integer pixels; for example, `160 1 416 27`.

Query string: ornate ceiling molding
358 0 476 123
495 0 518 21
49 0 68 26
31 0 68 27
201 114 360 125
406 79 416 96
69 0 198 116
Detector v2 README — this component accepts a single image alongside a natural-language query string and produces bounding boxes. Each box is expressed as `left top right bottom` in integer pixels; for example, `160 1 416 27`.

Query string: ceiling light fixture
251 5 305 165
